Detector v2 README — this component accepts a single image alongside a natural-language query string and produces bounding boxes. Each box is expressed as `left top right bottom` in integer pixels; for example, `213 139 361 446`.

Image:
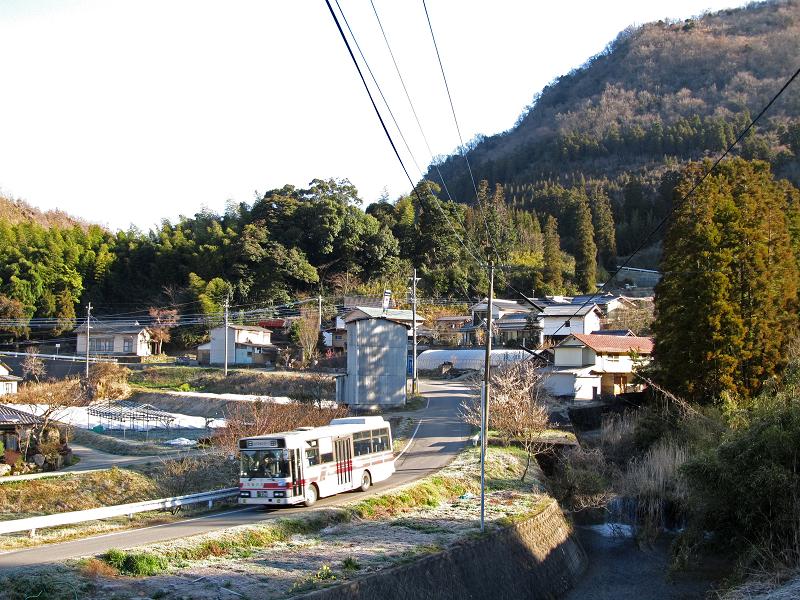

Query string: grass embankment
71 428 172 456
0 455 238 552
0 446 552 600
129 367 336 400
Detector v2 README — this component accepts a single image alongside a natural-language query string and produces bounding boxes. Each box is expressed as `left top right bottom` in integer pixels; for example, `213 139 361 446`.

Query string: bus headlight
239 491 252 498
272 491 285 498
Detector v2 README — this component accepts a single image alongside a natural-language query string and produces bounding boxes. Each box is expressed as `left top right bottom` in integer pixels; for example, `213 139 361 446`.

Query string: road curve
0 379 471 569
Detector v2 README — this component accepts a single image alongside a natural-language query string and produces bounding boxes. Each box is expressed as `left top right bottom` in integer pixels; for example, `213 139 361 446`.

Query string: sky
0 0 749 232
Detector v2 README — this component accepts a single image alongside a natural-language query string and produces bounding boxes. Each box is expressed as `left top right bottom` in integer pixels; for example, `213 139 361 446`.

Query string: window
123 339 133 353
89 338 114 352
606 354 620 362
353 431 372 456
353 428 391 456
564 320 571 328
305 440 321 466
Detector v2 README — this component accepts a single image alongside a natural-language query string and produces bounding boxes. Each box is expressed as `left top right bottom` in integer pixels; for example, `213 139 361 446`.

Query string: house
75 321 153 356
569 293 637 316
343 307 424 339
433 315 472 345
541 333 654 400
0 404 41 465
0 362 21 395
465 298 545 346
540 304 603 341
197 324 277 366
324 316 348 352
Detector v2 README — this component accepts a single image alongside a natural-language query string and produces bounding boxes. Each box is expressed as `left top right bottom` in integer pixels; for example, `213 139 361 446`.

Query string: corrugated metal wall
344 318 407 408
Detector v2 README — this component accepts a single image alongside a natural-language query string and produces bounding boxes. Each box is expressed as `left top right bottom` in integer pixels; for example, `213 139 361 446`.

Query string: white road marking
395 419 424 460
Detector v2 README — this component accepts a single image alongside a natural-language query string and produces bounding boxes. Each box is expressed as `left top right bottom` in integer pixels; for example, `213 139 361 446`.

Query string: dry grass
0 468 158 518
616 440 689 541
78 558 119 578
129 367 337 400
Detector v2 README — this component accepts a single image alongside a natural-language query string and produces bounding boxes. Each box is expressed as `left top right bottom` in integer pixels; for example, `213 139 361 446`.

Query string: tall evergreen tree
574 194 598 293
653 159 800 404
589 187 617 269
542 215 563 293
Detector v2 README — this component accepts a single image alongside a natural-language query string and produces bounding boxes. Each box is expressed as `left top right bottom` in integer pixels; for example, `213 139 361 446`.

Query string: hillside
428 0 800 264
0 195 91 230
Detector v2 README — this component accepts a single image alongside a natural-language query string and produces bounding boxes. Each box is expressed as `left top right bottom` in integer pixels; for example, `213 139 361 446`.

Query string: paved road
1 445 194 484
0 379 471 568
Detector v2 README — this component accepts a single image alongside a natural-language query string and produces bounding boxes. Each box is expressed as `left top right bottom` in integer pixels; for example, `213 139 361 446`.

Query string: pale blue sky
0 0 747 231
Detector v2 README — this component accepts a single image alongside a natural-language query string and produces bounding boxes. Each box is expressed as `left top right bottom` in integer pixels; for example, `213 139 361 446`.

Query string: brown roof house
541 333 654 400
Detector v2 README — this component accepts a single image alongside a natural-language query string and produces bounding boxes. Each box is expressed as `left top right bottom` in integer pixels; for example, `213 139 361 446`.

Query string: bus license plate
257 491 271 498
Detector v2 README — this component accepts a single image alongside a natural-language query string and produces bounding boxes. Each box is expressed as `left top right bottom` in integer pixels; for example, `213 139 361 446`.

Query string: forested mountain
428 0 800 264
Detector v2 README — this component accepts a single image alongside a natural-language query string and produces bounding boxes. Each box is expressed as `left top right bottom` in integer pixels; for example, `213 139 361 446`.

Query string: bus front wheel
304 484 318 507
359 471 372 492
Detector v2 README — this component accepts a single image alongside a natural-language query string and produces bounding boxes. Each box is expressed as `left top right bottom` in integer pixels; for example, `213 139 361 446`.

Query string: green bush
681 402 800 567
102 549 168 576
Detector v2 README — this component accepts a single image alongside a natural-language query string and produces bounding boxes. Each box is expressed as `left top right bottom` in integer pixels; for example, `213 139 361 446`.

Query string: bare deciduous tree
296 308 320 366
21 348 46 383
215 401 347 456
461 360 551 480
10 378 89 456
148 307 179 355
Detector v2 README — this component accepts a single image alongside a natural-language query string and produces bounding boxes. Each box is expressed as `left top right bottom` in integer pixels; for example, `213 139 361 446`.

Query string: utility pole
85 302 92 379
409 269 419 395
480 257 494 533
318 294 323 332
223 296 229 377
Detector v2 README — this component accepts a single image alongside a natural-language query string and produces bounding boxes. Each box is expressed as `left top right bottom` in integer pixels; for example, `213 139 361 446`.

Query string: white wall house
199 324 276 366
540 304 603 340
75 322 153 356
0 362 21 395
541 333 653 400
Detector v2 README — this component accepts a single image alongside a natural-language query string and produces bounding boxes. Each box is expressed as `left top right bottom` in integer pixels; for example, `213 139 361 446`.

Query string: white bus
238 416 395 507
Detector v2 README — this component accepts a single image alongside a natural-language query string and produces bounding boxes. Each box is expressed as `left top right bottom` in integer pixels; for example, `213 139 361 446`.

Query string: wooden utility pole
85 302 92 379
480 257 494 533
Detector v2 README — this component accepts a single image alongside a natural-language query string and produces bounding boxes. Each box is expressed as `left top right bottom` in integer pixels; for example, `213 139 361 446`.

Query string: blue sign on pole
407 354 414 376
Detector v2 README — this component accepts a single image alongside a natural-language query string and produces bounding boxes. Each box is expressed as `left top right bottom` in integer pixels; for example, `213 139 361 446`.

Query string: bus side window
354 439 371 456
371 428 390 452
320 452 334 463
306 448 320 466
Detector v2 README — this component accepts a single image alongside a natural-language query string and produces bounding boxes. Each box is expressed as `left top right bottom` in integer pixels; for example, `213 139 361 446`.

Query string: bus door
291 449 303 498
335 437 352 487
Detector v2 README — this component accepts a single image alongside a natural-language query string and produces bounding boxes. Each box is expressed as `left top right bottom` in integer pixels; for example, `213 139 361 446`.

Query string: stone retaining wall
299 498 586 600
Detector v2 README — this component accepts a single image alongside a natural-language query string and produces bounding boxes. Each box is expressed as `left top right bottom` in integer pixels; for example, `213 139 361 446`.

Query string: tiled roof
569 333 654 354
75 322 150 335
541 304 600 317
0 404 41 425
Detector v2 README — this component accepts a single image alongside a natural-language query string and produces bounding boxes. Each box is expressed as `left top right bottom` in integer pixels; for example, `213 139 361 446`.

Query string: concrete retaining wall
299 499 586 600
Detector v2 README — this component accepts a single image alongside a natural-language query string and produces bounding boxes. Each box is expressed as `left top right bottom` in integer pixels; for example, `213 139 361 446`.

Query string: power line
421 0 494 254
324 0 479 306
544 63 800 342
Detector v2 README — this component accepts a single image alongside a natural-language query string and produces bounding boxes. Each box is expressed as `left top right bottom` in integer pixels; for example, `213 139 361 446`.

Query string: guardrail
0 350 117 363
0 487 239 537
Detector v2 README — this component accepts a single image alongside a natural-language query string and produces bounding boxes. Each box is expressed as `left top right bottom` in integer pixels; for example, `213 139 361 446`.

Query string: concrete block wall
299 498 586 600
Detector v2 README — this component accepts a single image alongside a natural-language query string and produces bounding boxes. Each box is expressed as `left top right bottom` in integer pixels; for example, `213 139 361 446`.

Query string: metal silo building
343 316 408 409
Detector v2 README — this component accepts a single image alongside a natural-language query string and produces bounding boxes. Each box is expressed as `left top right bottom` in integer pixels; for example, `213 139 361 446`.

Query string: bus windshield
240 449 291 479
